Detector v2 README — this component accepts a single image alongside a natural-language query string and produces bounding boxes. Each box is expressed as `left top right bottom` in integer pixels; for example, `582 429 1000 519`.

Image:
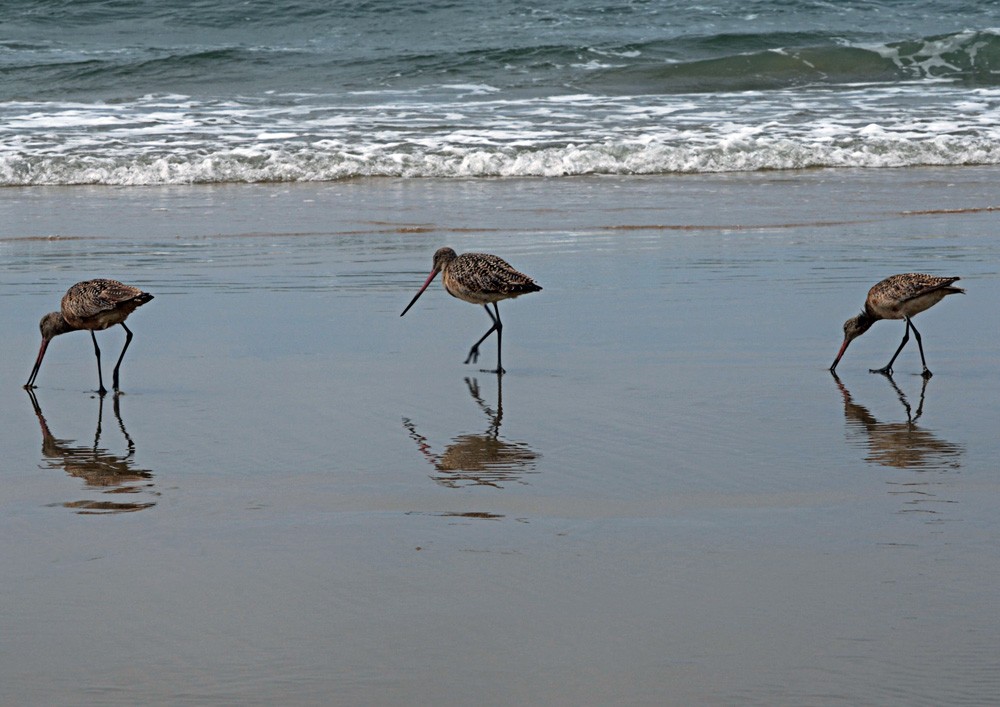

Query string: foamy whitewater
3 1 1000 185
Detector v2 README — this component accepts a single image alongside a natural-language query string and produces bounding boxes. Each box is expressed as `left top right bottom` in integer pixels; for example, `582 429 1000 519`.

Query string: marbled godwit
401 247 541 374
25 279 154 394
830 273 963 378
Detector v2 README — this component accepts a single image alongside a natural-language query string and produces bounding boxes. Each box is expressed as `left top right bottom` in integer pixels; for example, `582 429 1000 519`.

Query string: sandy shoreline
2 168 999 705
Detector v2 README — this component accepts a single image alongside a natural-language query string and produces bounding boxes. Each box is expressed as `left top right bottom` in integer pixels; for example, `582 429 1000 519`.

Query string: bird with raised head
401 247 541 374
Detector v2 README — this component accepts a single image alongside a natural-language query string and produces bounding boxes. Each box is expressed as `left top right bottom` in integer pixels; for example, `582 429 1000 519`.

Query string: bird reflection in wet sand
832 373 963 519
403 376 539 489
26 389 157 514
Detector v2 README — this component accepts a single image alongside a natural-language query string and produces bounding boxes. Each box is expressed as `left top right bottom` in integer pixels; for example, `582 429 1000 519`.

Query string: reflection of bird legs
401 378 503 464
885 373 929 426
403 375 538 489
112 395 135 454
403 378 504 460
24 388 155 512
26 388 52 439
93 393 105 449
464 376 502 436
831 369 929 425
90 393 135 457
831 370 962 474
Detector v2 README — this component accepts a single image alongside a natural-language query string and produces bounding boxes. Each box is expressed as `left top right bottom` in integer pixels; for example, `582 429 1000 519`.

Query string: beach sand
2 168 999 705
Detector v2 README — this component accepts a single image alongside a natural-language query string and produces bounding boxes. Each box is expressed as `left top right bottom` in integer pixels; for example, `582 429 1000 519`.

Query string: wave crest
589 30 1000 93
5 135 1000 186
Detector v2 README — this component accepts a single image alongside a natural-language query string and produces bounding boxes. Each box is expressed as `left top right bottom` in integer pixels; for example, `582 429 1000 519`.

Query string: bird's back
867 273 963 319
444 253 542 304
61 279 153 329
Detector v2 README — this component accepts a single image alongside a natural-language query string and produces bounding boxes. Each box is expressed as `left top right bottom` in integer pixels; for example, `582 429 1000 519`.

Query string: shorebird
25 279 154 395
401 247 541 374
830 273 963 378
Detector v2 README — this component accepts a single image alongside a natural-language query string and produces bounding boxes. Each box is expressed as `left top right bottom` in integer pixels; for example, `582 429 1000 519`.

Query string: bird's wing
61 279 144 320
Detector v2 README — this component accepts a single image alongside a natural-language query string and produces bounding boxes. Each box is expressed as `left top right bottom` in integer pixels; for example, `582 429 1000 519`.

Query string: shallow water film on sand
1 169 999 705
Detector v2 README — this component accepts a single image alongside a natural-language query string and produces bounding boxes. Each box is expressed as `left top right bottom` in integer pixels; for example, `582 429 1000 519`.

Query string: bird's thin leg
112 323 134 392
464 305 499 366
91 331 107 395
467 303 504 374
870 319 910 377
907 316 932 378
488 302 505 375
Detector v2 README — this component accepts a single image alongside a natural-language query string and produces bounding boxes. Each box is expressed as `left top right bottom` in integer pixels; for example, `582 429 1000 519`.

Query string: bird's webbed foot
464 346 480 365
869 366 894 377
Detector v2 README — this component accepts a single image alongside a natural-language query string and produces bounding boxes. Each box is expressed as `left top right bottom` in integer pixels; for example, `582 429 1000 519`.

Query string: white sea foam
3 84 1000 185
438 84 502 95
4 135 999 186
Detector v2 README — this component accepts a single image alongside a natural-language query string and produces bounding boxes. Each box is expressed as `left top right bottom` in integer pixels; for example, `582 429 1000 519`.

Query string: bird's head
39 312 75 341
830 311 875 372
432 247 458 273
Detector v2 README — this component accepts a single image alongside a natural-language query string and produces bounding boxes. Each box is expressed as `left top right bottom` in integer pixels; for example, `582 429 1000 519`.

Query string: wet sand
2 169 1000 705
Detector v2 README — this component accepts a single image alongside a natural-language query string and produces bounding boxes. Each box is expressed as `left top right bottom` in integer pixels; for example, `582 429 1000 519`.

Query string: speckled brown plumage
863 273 963 321
435 248 542 304
401 247 541 374
26 279 154 394
831 273 963 378
61 279 153 330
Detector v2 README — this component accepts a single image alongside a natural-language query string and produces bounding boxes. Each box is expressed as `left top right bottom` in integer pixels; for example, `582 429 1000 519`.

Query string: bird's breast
443 274 506 305
63 308 132 331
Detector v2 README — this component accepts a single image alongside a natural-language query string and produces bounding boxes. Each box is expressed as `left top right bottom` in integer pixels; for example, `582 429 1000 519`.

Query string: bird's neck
44 313 79 339
852 307 880 337
860 304 881 326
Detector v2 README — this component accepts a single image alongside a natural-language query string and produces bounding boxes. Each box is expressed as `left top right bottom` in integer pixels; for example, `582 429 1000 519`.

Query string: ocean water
3 0 1000 185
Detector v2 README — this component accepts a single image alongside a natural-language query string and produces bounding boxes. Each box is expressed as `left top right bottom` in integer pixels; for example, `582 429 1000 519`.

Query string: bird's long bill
25 338 49 388
400 270 439 317
830 339 850 371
